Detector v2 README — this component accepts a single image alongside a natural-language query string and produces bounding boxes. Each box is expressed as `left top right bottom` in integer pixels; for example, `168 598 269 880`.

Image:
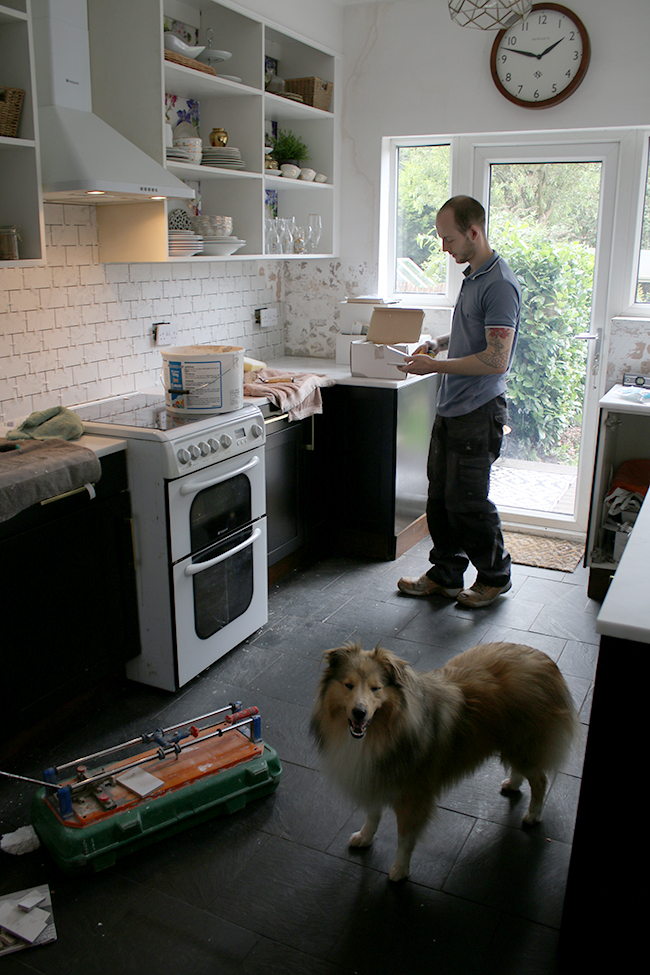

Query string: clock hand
507 48 541 58
538 37 564 58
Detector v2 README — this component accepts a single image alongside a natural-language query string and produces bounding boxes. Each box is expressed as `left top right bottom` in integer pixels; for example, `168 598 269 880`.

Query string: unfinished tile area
0 542 596 974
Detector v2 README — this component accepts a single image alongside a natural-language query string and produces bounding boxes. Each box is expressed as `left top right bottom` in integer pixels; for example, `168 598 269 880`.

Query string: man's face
435 209 477 266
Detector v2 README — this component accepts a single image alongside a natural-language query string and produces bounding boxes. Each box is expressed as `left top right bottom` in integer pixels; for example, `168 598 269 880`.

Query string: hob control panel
173 418 264 475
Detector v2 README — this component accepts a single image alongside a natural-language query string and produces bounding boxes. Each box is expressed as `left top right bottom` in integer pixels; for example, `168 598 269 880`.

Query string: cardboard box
350 306 427 380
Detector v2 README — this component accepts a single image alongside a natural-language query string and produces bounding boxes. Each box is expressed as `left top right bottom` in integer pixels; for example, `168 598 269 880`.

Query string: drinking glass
307 214 322 253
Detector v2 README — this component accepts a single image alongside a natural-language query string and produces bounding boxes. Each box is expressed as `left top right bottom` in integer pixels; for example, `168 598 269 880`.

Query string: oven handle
184 527 262 576
179 454 260 496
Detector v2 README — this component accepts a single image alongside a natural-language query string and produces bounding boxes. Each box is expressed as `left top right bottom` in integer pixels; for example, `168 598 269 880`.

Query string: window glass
394 144 450 295
636 142 650 303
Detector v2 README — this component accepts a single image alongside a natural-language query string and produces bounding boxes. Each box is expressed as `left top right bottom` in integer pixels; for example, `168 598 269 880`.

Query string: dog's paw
388 861 409 882
522 810 542 826
349 830 372 848
501 775 523 793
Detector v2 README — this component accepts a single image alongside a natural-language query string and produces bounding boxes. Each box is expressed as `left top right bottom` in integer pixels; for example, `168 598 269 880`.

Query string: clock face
490 4 590 108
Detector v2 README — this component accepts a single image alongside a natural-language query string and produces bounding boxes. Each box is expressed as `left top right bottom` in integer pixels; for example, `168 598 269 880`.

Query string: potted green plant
269 128 310 167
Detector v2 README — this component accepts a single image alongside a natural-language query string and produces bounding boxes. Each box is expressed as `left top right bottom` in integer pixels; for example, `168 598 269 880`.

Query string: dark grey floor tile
396 600 492 650
529 601 600 644
328 875 500 973
208 836 380 958
243 937 353 975
442 818 572 928
481 914 562 975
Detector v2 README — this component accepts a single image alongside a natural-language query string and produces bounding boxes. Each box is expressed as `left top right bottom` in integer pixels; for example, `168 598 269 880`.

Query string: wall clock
490 4 590 109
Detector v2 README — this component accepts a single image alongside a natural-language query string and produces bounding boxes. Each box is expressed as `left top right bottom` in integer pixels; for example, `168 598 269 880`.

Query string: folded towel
243 369 336 421
6 406 84 441
0 438 102 524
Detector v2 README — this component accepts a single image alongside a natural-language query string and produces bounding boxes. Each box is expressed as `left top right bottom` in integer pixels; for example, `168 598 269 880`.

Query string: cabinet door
265 417 304 566
3 492 139 723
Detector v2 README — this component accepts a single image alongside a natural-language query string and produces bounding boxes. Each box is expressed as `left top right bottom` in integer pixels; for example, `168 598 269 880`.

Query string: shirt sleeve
482 278 520 331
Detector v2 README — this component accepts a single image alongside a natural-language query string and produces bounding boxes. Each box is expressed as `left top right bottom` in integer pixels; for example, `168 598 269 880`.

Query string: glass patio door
472 140 619 535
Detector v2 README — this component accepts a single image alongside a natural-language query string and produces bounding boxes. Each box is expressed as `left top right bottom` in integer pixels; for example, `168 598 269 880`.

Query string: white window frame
379 127 650 325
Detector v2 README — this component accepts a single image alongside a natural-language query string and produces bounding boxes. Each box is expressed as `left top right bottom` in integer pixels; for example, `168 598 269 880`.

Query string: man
397 195 521 609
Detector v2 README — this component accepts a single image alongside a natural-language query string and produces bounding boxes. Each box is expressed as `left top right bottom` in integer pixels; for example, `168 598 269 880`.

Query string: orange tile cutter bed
29 703 281 873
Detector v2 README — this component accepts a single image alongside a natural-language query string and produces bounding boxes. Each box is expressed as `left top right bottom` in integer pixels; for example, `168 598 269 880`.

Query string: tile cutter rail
27 702 281 874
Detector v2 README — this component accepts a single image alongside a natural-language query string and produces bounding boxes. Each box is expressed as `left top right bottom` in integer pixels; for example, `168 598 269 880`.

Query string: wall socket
153 323 178 346
255 306 278 329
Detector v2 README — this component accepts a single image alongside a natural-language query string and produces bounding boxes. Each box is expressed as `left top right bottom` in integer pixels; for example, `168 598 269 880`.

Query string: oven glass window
190 474 252 553
192 526 254 639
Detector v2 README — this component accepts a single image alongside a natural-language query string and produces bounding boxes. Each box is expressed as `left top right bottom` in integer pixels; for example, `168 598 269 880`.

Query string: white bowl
280 164 300 179
164 32 205 59
172 137 202 164
314 173 327 183
299 168 316 181
202 240 246 256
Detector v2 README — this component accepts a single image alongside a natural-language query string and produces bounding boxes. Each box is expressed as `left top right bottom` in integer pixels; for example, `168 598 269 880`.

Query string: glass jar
0 226 20 261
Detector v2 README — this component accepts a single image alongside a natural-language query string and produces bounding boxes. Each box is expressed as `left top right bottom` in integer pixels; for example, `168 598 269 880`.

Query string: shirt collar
463 251 499 280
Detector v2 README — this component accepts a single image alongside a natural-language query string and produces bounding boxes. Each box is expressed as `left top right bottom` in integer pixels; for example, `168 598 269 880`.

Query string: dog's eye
371 686 382 693
344 682 355 690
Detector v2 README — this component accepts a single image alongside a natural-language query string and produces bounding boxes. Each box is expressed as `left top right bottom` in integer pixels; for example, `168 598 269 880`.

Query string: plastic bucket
161 345 244 415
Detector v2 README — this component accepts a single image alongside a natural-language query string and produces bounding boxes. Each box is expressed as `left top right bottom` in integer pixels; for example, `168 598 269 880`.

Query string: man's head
435 196 491 271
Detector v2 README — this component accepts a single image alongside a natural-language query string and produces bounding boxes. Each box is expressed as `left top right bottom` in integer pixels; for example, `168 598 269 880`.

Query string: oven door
167 447 266 563
172 517 267 687
167 445 268 687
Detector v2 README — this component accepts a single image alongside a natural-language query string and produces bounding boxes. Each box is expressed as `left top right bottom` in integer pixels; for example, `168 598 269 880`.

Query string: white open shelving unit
87 0 339 263
0 0 45 266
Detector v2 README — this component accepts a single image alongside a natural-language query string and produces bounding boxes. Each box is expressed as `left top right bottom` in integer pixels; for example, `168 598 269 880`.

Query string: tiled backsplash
0 204 286 424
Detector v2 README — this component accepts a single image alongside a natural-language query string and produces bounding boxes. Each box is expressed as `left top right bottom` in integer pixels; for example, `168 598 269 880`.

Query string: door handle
184 527 262 575
178 454 260 495
575 327 602 384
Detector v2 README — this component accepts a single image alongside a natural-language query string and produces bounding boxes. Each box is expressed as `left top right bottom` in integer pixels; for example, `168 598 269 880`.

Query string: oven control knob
220 434 232 449
177 447 191 465
208 438 219 452
250 423 263 439
198 441 211 456
188 444 201 459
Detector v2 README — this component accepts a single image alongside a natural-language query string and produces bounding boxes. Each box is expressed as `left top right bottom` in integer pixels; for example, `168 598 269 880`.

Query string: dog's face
318 643 405 739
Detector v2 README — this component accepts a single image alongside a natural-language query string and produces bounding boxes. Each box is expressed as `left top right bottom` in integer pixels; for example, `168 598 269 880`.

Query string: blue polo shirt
437 251 521 418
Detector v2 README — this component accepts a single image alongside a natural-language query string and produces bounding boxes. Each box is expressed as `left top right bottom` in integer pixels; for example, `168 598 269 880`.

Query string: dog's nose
351 707 367 723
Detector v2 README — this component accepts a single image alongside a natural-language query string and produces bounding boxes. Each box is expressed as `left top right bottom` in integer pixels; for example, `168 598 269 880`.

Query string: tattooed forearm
476 326 513 372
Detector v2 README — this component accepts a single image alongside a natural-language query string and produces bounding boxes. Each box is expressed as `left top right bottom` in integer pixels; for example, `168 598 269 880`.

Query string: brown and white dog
311 641 579 881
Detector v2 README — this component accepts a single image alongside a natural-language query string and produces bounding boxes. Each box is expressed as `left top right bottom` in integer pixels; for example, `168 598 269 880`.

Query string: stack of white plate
201 146 246 170
201 237 246 256
166 146 191 162
168 230 203 257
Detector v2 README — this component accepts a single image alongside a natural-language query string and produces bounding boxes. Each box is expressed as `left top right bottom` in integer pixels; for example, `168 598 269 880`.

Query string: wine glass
307 214 322 253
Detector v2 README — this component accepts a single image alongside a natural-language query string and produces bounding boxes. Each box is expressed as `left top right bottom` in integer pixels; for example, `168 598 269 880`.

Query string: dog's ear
371 645 408 686
322 642 362 674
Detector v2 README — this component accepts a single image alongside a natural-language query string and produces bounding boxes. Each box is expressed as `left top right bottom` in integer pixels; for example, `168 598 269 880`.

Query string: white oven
74 392 268 691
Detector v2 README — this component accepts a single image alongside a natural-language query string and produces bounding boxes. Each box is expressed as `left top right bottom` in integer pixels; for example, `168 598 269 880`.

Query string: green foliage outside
489 219 593 462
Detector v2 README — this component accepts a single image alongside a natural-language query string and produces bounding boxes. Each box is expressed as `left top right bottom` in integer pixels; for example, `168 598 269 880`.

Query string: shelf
0 0 45 263
87 0 337 262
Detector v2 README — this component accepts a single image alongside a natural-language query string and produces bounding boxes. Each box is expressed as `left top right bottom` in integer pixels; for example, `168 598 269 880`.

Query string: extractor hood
31 0 193 205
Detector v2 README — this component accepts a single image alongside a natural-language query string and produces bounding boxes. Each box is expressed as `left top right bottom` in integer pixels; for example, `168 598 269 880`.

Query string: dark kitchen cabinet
326 376 439 560
265 397 334 580
1 450 139 740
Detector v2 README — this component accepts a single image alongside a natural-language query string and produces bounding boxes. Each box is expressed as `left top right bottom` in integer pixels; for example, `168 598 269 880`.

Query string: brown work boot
456 580 512 608
397 574 462 598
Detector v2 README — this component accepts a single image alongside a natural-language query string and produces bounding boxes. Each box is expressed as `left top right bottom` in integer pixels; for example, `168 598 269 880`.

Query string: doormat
503 531 585 573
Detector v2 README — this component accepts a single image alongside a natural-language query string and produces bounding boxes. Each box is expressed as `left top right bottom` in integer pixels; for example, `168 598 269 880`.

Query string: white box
350 306 427 381
336 333 357 363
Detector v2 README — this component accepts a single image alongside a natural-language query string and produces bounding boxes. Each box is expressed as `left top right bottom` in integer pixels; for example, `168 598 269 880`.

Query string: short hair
438 196 486 234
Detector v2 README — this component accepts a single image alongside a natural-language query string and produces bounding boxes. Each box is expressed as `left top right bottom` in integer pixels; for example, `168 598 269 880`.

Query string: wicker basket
164 50 216 76
284 77 333 112
0 87 25 139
